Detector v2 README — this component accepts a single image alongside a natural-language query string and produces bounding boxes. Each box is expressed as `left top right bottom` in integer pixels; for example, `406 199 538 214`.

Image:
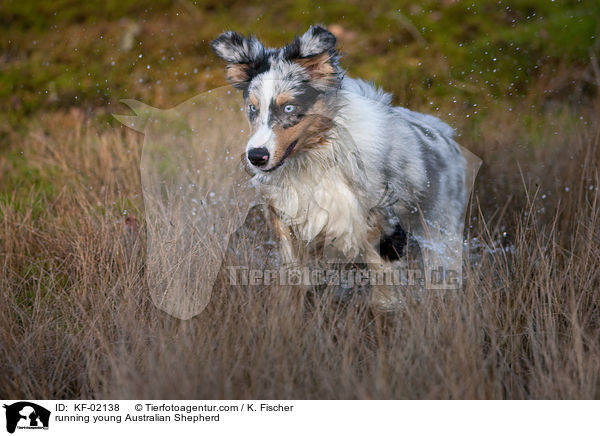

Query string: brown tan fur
248 94 259 109
296 52 337 85
225 64 250 85
275 92 294 106
271 115 334 164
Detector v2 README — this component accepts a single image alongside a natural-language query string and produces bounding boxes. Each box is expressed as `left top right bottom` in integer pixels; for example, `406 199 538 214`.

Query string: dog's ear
283 25 340 88
211 31 266 89
297 25 337 57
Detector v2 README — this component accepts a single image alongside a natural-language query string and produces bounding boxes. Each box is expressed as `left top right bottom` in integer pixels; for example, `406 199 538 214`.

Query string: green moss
0 0 173 31
1 150 58 196
1 0 598 126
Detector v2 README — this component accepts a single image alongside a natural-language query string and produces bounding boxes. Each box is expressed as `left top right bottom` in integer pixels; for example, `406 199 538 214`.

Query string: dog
211 25 467 309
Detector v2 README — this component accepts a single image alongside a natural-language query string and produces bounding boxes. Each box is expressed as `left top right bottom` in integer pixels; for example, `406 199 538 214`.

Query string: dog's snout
247 147 270 167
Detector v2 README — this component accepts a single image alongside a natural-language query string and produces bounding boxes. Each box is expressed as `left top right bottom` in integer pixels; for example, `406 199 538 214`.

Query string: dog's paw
370 284 404 312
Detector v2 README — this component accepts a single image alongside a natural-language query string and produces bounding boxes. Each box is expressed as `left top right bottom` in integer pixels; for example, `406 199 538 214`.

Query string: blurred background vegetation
0 0 598 210
2 0 598 118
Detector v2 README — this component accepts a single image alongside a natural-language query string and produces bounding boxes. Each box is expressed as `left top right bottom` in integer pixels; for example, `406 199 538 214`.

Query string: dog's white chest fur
258 166 370 259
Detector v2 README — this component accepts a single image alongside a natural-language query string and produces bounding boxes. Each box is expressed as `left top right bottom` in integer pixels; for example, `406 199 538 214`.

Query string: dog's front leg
270 209 298 267
364 245 404 311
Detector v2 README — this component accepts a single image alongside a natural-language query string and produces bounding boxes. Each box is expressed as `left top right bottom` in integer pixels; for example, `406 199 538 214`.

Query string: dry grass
1 89 599 399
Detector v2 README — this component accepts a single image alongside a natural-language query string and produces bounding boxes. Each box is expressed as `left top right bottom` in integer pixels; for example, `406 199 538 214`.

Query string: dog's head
211 25 341 172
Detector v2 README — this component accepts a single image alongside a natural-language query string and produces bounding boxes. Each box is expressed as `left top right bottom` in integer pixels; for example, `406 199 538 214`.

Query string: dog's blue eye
249 104 257 113
284 104 295 113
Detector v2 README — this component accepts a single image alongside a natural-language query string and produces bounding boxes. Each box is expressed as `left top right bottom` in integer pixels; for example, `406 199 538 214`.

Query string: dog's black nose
247 147 270 167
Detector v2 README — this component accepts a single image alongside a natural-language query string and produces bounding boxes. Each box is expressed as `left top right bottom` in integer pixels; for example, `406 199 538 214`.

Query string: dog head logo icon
3 402 50 433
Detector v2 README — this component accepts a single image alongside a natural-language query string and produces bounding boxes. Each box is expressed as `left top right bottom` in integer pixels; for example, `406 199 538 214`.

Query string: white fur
247 124 274 154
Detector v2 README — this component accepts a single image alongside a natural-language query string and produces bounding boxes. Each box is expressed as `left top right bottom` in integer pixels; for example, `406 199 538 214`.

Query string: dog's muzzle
247 147 270 167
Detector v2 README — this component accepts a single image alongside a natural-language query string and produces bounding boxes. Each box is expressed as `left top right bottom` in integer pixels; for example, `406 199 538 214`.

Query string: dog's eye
284 104 295 113
248 104 257 113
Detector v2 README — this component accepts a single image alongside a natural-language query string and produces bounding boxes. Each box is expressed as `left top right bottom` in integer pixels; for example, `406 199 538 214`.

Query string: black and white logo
3 402 50 433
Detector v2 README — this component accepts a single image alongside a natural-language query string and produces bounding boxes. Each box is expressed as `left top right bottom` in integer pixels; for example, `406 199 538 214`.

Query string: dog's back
335 77 467 237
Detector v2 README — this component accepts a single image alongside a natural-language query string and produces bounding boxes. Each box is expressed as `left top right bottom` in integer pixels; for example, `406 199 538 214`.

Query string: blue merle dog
212 25 468 309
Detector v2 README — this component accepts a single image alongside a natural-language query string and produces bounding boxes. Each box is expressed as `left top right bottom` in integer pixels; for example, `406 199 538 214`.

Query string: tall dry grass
1 94 599 399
